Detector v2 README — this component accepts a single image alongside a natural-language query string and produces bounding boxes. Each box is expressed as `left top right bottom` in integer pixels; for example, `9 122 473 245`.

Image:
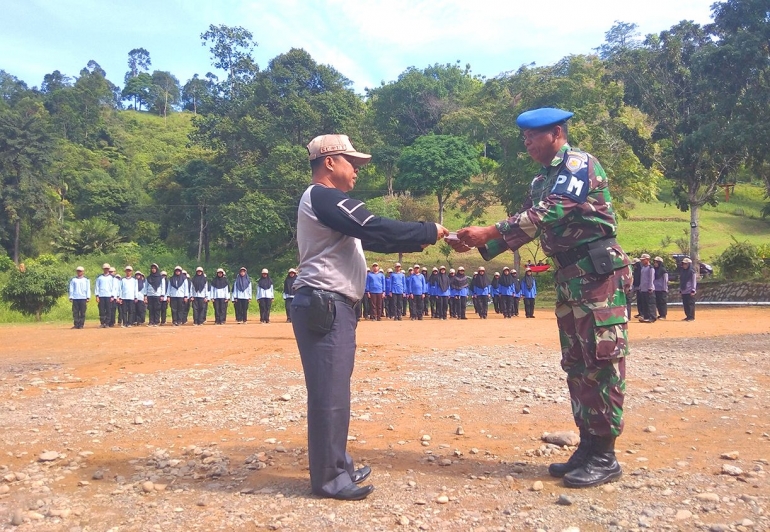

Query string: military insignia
550 169 590 203
565 154 586 173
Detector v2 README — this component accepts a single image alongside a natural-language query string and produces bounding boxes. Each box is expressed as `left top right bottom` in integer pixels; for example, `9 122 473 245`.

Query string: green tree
121 72 153 111
149 70 180 120
0 98 55 263
1 261 69 320
53 217 123 256
126 48 152 80
41 70 72 94
200 24 258 100
182 73 215 115
367 62 480 147
397 135 481 224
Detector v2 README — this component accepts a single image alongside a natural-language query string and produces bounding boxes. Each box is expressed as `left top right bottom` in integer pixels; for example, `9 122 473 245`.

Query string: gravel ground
0 325 768 531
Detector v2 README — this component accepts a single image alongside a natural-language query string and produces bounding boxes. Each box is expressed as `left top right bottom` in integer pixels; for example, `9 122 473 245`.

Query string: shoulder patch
337 198 374 226
550 170 590 203
565 152 588 173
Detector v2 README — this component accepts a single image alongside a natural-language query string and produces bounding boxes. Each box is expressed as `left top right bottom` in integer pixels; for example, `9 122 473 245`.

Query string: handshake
435 224 499 253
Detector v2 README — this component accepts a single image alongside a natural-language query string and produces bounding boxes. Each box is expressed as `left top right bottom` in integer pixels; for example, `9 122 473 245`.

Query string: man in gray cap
291 134 448 500
451 108 632 488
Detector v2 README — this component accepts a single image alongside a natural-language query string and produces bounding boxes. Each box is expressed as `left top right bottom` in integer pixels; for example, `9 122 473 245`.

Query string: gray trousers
291 293 358 496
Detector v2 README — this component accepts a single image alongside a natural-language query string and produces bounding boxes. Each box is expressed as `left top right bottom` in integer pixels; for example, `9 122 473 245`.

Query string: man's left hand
458 225 498 248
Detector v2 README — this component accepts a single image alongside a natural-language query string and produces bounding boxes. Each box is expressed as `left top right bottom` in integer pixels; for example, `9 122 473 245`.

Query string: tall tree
121 72 152 111
41 70 72 94
0 99 55 263
200 24 258 100
150 70 180 121
126 48 152 80
182 73 215 115
397 134 481 224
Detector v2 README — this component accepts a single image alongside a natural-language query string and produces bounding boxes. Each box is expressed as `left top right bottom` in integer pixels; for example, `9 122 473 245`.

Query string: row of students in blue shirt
363 263 537 298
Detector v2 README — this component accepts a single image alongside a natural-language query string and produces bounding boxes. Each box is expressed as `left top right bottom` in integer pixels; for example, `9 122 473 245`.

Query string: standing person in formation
159 271 169 325
209 268 230 324
360 267 371 319
282 268 298 323
678 257 697 321
134 271 147 325
435 265 451 319
427 267 439 318
653 256 668 320
291 133 446 501
452 107 632 488
145 264 164 327
109 267 120 326
118 266 139 327
631 258 642 318
498 266 515 318
451 266 470 319
422 267 430 318
365 263 385 320
384 268 393 319
257 268 274 324
95 263 114 328
167 266 189 326
408 264 427 320
68 266 90 329
448 268 458 318
521 267 538 318
472 266 490 318
389 263 406 321
638 254 656 323
511 269 522 317
232 267 252 324
190 267 210 325
181 270 192 324
491 271 501 314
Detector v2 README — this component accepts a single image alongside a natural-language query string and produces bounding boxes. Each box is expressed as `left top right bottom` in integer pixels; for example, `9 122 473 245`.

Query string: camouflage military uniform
481 144 631 438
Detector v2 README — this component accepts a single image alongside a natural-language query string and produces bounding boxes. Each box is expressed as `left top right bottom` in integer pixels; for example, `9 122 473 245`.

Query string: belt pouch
308 290 336 334
588 242 613 275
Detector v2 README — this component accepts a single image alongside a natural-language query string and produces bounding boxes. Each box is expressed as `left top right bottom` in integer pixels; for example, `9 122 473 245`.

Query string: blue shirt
365 271 386 294
389 271 406 294
520 276 537 298
94 274 114 298
69 276 91 300
408 273 427 296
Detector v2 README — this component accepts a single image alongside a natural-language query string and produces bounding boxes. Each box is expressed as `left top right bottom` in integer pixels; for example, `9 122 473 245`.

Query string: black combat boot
562 436 622 488
548 428 592 478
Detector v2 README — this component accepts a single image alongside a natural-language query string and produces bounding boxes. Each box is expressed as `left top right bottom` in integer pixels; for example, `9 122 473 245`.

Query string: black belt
295 286 357 307
553 237 617 268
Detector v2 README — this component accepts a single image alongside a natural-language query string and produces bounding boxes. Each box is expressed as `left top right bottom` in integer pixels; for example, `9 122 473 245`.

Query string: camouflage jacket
481 144 629 279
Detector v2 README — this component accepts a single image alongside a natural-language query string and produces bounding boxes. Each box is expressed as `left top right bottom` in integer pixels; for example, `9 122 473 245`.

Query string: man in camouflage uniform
453 107 631 488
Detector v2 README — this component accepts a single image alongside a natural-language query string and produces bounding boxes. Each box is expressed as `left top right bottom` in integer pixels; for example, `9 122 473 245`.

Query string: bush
0 249 13 272
1 261 69 320
715 239 762 280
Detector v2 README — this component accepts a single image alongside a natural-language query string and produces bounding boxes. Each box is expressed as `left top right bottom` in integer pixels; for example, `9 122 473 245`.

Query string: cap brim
342 152 372 165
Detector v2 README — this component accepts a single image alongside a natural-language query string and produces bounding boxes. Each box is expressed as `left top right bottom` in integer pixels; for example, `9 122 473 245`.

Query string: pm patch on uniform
551 166 590 203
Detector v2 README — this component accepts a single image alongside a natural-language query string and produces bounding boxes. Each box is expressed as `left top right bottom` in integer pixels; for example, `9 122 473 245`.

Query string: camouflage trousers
555 266 631 438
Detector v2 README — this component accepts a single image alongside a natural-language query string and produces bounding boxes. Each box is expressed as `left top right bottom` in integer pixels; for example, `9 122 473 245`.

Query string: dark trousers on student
500 295 513 317
110 300 118 326
369 293 383 320
192 298 208 325
213 298 228 324
134 300 146 324
258 298 272 323
72 299 87 328
284 297 293 322
476 295 488 318
182 299 191 324
120 300 135 327
524 297 536 318
160 298 168 324
512 296 520 316
170 297 185 325
391 294 403 320
682 293 696 320
655 291 668 319
409 296 424 319
147 296 161 325
98 297 112 326
436 296 449 319
234 298 250 322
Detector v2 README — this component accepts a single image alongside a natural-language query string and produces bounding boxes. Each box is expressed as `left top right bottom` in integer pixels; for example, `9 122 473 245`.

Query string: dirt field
1 307 769 531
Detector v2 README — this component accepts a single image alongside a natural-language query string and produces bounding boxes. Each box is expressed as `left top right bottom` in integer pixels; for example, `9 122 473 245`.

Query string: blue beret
516 108 574 129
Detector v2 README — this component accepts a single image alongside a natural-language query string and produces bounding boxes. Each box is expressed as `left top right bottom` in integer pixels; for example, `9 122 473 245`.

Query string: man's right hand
434 224 450 241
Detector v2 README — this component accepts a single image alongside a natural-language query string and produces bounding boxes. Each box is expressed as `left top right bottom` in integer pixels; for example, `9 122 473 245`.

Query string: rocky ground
0 307 768 531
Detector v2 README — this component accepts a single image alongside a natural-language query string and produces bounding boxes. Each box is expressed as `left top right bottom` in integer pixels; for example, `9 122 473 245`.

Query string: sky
2 0 717 95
